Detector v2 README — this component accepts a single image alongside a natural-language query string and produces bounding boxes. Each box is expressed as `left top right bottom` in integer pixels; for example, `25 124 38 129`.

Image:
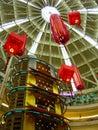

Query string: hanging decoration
3 32 27 56
72 65 84 91
58 64 74 83
68 11 81 25
50 14 70 45
3 32 27 71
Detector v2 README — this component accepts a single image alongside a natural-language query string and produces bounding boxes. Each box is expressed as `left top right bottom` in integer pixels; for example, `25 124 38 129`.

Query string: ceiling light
41 6 60 23
2 103 9 108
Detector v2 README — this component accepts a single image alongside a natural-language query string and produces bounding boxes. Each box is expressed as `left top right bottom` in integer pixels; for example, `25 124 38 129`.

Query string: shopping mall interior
0 0 98 130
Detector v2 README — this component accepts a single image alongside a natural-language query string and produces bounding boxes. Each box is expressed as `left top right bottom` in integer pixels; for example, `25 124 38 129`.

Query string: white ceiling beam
78 8 98 14
0 18 29 32
18 0 41 9
66 23 98 49
60 44 77 92
60 44 72 65
55 0 63 7
28 22 46 55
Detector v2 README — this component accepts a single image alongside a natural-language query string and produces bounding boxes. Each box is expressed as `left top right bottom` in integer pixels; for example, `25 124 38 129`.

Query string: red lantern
72 65 84 91
68 11 81 25
58 64 74 83
3 32 27 56
50 14 70 45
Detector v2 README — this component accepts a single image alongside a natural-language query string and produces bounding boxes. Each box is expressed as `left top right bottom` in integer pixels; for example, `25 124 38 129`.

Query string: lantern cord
0 55 13 107
62 103 67 115
67 83 74 98
78 24 84 30
4 55 11 71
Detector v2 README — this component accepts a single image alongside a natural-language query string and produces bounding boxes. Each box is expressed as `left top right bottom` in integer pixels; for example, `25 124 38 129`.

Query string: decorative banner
3 32 27 56
72 65 84 91
58 64 74 83
68 11 81 25
50 14 70 45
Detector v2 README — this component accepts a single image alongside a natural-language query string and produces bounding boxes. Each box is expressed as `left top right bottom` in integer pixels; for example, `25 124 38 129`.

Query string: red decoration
50 14 70 45
58 64 74 83
96 73 98 77
68 11 81 25
3 32 27 56
72 65 84 91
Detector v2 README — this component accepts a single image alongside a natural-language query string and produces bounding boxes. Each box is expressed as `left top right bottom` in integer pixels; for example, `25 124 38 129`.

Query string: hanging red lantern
68 11 81 25
58 64 74 83
50 14 70 45
3 32 27 56
72 65 84 91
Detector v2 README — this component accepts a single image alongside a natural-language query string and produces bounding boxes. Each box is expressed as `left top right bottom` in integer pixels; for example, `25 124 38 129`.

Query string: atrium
0 0 98 130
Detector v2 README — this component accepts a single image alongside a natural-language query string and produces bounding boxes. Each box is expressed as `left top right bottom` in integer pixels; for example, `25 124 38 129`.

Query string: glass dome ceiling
0 0 98 91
